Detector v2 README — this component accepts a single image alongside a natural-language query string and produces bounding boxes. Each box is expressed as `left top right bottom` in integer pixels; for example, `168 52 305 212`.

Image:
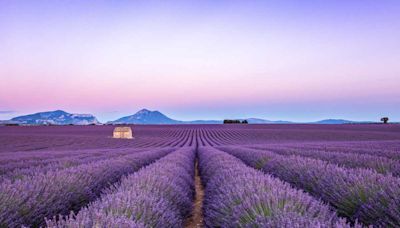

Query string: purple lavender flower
47 147 195 228
219 146 400 226
0 148 172 227
199 146 351 227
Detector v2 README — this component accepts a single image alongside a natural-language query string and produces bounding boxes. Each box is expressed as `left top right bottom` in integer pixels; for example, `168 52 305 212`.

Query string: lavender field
1 124 400 227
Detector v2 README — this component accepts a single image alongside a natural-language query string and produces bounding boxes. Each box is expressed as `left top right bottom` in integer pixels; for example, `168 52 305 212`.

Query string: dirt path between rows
185 159 204 228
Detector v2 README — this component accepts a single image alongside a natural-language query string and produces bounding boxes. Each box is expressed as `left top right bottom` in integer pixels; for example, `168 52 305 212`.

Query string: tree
381 117 389 124
242 120 248 124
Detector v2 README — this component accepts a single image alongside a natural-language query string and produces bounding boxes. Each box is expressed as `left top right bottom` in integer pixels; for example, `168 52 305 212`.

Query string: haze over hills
245 118 292 124
312 119 361 124
0 109 379 125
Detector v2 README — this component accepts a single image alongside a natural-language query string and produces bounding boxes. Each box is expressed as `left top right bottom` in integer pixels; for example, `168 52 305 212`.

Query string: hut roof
113 127 132 132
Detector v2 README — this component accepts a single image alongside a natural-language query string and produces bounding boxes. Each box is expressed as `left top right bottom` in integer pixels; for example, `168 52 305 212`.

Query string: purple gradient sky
1 0 399 122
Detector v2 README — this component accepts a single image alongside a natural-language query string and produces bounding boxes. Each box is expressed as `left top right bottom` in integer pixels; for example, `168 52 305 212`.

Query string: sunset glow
1 1 399 122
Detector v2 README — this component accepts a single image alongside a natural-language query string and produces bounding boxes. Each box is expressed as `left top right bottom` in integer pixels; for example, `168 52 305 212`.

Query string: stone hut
113 127 133 139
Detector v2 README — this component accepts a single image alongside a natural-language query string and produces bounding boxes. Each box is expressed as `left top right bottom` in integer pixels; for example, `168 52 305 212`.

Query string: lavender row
258 141 400 160
198 146 351 227
47 146 196 227
0 148 149 182
299 140 400 153
0 149 95 165
0 148 126 176
0 147 147 166
0 148 173 227
219 146 400 226
248 145 400 176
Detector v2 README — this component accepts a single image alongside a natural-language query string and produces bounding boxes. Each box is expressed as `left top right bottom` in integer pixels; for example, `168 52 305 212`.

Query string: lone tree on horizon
381 117 389 124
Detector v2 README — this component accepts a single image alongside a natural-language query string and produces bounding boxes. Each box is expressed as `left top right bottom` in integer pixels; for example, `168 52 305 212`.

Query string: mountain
246 118 293 124
9 110 100 125
109 109 295 124
109 109 180 124
312 119 353 124
2 109 376 125
184 120 222 124
109 109 374 125
312 119 367 124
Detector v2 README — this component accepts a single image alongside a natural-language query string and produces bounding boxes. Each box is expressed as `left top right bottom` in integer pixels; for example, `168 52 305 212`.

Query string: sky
1 0 399 122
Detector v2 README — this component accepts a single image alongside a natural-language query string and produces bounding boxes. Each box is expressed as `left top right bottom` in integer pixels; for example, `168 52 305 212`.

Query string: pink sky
1 1 399 122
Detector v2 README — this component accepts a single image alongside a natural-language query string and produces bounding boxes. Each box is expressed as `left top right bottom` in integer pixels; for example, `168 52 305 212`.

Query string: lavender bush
219 146 400 226
0 148 172 227
199 146 351 227
0 148 150 182
249 144 400 176
0 124 399 227
253 141 400 160
46 146 195 227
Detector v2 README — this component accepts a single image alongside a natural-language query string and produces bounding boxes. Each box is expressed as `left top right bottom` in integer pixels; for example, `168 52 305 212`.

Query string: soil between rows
185 159 204 228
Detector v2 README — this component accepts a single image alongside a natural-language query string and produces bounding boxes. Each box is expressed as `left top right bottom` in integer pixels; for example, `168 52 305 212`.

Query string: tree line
223 119 248 124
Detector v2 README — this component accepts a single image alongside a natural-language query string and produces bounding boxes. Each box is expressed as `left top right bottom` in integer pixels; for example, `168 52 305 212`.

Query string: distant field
0 124 399 227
